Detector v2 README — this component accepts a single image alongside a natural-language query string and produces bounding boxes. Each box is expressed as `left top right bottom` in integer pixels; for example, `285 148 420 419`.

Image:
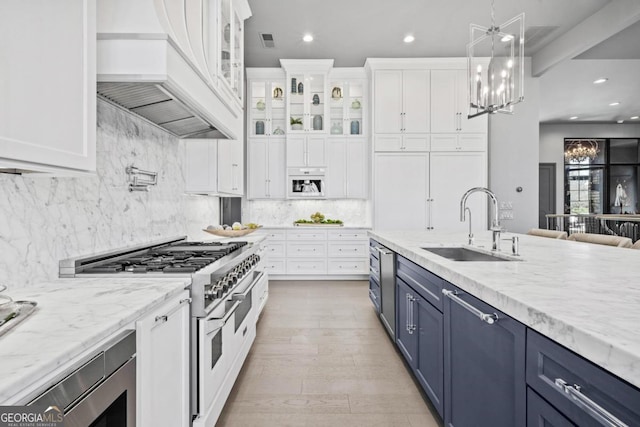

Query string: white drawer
327 241 369 257
286 241 327 257
264 241 286 257
287 229 328 240
328 259 369 274
286 259 327 274
327 229 369 241
263 259 286 275
260 229 287 240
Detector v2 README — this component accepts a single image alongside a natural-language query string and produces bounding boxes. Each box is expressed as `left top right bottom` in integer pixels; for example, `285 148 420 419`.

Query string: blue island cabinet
396 256 444 418
443 284 526 427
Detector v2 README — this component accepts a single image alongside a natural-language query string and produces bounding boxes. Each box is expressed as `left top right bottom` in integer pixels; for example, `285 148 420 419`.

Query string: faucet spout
460 187 502 250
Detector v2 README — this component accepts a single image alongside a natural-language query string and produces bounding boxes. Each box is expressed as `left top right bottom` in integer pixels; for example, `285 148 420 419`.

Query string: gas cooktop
66 239 248 275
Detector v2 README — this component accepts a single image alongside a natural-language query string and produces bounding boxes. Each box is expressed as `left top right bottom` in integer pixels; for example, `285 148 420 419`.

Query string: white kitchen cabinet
184 139 243 196
137 290 191 427
246 74 287 137
247 137 286 199
430 133 487 152
373 152 487 232
430 69 487 135
327 76 366 136
185 140 218 194
430 152 487 232
374 70 430 134
374 135 430 152
260 229 287 275
256 228 369 279
287 135 326 167
374 153 430 230
217 139 243 195
326 137 368 199
0 0 96 174
281 60 333 134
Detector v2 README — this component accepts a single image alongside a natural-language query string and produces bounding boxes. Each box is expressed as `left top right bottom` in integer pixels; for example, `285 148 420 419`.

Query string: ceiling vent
259 33 275 48
524 26 559 50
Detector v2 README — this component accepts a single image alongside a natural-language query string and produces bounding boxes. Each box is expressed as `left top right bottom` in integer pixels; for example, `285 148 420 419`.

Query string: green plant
290 116 303 125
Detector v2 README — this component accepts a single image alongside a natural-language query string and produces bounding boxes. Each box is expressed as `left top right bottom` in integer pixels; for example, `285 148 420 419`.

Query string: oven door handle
232 271 265 301
206 300 242 335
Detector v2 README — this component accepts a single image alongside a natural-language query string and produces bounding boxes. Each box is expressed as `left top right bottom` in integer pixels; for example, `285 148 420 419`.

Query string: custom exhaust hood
96 0 249 140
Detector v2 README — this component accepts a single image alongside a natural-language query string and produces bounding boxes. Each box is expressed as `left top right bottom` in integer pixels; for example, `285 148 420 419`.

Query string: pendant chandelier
564 139 600 163
467 0 525 118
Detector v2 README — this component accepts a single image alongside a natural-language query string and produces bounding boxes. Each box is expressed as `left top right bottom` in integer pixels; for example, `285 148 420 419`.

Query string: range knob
204 287 218 300
242 261 251 273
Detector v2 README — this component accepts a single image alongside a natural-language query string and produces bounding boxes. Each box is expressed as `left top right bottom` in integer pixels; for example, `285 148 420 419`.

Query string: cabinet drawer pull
154 297 191 324
443 289 498 325
554 378 628 427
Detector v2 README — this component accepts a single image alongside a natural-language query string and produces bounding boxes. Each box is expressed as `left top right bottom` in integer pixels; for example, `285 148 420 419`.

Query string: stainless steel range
59 236 269 426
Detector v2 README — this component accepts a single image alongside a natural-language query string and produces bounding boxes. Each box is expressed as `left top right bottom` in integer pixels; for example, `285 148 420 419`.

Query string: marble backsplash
0 100 218 289
243 199 371 227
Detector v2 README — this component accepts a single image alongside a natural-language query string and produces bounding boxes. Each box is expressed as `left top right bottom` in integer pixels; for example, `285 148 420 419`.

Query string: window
564 138 640 214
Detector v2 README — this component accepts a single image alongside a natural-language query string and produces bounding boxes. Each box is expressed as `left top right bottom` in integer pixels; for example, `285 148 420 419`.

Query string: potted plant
290 116 303 130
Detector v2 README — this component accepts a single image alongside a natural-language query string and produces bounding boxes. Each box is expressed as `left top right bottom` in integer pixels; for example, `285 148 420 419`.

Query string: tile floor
217 280 441 426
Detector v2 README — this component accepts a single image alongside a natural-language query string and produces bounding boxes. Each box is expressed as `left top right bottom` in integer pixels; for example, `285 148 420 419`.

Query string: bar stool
567 233 633 248
526 229 568 239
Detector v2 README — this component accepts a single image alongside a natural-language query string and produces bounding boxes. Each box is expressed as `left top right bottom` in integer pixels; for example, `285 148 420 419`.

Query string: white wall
488 59 540 234
539 123 640 213
0 100 219 288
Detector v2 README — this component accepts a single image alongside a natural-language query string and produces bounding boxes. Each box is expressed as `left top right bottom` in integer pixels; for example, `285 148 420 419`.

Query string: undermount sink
421 246 519 262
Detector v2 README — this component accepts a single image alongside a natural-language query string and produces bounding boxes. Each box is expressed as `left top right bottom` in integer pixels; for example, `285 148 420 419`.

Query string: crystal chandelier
467 0 525 118
564 139 600 163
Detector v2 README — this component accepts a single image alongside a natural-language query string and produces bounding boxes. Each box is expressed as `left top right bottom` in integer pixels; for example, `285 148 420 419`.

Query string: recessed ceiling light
501 34 514 42
631 116 639 120
302 34 313 42
617 120 624 124
593 78 608 84
403 35 415 43
569 116 579 120
609 102 620 106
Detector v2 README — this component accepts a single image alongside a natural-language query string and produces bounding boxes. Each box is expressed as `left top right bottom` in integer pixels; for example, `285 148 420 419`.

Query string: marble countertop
0 278 190 404
369 229 640 389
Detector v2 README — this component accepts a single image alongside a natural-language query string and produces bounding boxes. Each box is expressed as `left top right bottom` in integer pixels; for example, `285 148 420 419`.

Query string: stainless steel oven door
29 330 136 427
64 358 136 427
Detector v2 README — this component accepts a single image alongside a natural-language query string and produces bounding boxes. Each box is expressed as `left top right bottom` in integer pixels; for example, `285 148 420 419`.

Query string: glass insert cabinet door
287 73 327 133
329 80 364 135
249 80 286 137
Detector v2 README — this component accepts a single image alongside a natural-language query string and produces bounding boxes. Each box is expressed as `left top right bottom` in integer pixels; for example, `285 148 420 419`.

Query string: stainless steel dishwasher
371 242 396 340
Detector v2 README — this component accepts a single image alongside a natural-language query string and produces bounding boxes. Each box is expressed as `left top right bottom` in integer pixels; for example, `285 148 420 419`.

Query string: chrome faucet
460 187 502 251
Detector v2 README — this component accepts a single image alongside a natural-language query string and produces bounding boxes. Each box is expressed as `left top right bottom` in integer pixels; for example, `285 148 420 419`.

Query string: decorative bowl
202 227 260 237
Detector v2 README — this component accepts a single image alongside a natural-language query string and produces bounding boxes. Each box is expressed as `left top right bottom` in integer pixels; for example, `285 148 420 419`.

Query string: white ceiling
244 0 640 124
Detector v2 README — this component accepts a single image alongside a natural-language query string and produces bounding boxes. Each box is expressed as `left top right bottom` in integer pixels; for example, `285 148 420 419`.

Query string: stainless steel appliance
287 168 325 198
59 236 267 426
28 330 136 427
370 242 396 340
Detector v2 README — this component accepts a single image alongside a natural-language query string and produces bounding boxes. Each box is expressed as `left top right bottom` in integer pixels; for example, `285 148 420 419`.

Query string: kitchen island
370 229 640 388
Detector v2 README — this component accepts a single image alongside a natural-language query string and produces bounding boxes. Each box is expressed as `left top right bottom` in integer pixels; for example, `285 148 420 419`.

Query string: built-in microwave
287 168 325 198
